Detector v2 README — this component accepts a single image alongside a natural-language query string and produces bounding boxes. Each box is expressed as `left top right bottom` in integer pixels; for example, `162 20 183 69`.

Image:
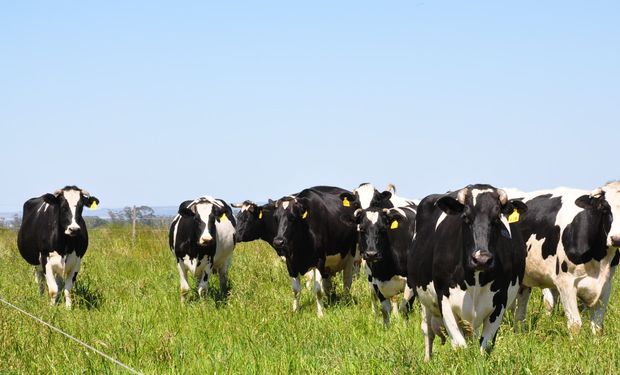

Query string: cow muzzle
198 235 214 246
273 237 287 249
362 250 382 263
471 250 494 271
608 235 620 248
64 225 81 236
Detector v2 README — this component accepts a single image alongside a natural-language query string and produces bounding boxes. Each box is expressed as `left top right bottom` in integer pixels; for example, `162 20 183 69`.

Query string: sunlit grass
1 226 619 373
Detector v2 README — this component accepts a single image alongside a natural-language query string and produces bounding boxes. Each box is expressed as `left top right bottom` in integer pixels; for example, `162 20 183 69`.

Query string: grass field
1 225 620 374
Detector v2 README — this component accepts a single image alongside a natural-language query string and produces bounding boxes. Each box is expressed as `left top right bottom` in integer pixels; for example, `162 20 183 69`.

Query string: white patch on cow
194 202 215 244
171 215 181 250
281 201 290 209
355 183 376 209
602 181 620 247
435 212 447 230
374 275 406 299
37 202 50 214
365 211 379 224
240 202 254 212
43 250 81 308
212 210 236 271
62 190 82 235
499 215 511 237
471 189 493 206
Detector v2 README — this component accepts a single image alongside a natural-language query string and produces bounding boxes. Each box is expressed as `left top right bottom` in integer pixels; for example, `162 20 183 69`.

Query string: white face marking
282 201 290 209
602 182 620 246
435 212 447 230
365 211 379 224
195 202 214 244
355 183 376 209
62 190 82 235
471 189 493 206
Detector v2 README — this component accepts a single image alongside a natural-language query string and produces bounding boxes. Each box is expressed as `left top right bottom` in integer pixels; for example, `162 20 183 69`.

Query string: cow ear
436 196 464 215
43 193 59 204
339 192 357 208
178 200 195 216
376 191 392 204
83 196 100 209
575 194 595 209
502 199 527 215
387 210 405 229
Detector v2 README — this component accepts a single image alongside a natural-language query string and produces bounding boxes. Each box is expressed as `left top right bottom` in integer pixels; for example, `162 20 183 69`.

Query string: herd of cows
14 181 620 360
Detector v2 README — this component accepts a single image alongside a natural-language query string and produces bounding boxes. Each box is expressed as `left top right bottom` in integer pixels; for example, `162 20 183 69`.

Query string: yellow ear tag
390 220 399 230
258 210 263 219
90 201 98 210
508 209 520 224
343 197 350 207
302 211 308 219
220 213 228 222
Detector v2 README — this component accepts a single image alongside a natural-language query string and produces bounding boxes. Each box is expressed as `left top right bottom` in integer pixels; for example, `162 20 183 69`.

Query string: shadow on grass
73 277 105 310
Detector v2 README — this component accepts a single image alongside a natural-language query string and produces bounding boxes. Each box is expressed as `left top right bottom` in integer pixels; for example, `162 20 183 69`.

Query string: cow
16 186 100 308
342 205 417 326
339 182 418 314
272 186 358 317
408 184 527 360
232 200 282 259
510 183 620 335
169 196 236 303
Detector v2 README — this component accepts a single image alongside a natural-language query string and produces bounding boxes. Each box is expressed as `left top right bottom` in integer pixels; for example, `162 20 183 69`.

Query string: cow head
348 207 406 263
602 181 620 248
178 196 229 246
272 197 309 252
233 200 264 242
339 183 393 210
436 185 527 272
43 186 99 237
567 188 613 258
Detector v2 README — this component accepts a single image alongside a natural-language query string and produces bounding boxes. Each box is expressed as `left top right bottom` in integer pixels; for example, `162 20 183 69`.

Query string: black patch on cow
561 260 568 273
555 258 560 275
561 197 611 264
612 250 620 267
518 194 562 259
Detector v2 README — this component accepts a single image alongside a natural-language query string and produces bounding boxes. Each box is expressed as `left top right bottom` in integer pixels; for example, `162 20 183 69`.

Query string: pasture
1 226 619 374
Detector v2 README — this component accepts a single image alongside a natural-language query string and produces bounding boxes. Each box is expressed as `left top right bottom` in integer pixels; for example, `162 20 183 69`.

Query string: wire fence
0 295 142 374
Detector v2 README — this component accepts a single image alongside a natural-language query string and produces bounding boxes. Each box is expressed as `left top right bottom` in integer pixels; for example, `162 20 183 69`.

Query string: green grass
1 226 620 374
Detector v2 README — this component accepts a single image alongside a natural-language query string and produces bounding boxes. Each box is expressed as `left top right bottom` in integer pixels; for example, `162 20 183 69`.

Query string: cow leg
197 269 209 298
34 266 45 296
556 278 582 335
440 298 467 349
373 285 391 327
291 277 301 312
44 259 59 305
399 284 415 317
218 257 232 295
177 262 191 303
63 257 81 309
310 269 325 318
542 288 559 315
479 309 505 354
342 254 354 296
514 286 531 332
420 304 435 362
322 276 333 300
589 267 616 335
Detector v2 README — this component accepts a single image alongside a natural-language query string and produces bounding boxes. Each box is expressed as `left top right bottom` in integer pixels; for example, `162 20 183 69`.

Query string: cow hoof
568 323 581 337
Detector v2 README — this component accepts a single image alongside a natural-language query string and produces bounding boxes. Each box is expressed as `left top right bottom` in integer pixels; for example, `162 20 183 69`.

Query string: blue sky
1 1 618 212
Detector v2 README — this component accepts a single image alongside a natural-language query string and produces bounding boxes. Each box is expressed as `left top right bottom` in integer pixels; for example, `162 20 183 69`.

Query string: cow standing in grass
408 185 527 360
233 200 282 259
509 183 620 335
272 186 357 317
169 196 236 303
17 186 99 308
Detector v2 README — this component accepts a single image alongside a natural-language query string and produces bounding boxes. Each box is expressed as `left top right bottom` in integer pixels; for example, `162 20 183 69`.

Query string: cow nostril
471 251 493 268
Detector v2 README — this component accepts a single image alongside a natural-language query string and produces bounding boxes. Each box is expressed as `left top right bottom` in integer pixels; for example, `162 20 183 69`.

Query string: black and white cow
340 183 418 314
169 196 236 303
343 205 417 326
509 183 620 335
17 186 99 308
232 200 281 258
408 185 527 360
272 186 358 317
